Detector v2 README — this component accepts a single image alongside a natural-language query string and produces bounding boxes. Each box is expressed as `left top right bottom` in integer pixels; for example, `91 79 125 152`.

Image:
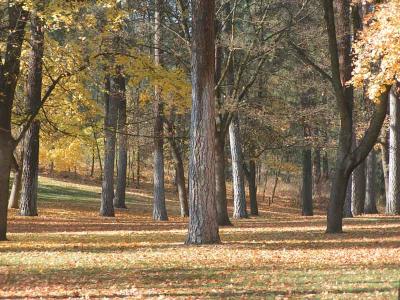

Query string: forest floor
1 176 399 299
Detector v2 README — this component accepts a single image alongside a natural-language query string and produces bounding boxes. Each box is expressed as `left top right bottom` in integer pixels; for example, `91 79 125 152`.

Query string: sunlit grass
1 176 399 299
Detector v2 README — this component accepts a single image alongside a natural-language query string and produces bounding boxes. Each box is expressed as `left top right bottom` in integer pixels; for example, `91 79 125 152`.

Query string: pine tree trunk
248 160 259 216
20 15 44 217
365 149 378 214
114 76 128 209
229 114 248 219
215 133 232 225
20 122 40 216
302 148 313 216
387 88 400 214
152 0 168 221
186 0 220 244
100 76 118 217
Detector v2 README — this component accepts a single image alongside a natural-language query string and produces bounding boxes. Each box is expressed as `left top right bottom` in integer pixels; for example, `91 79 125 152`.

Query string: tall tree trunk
0 4 28 240
365 149 378 214
387 88 400 214
9 156 22 209
100 76 119 217
186 0 220 244
215 132 232 225
152 0 168 221
302 148 313 216
20 14 44 217
114 76 128 209
229 114 248 219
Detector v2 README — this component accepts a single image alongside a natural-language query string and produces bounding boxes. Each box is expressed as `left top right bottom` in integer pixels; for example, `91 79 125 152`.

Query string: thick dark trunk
215 133 232 225
20 122 40 216
100 76 118 217
229 114 248 219
387 88 400 214
248 160 259 216
186 0 220 244
0 5 28 240
0 133 13 240
302 149 313 216
20 15 44 217
114 76 128 209
365 149 378 214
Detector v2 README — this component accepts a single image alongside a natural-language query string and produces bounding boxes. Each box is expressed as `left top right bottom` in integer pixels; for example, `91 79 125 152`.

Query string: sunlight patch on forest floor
0 176 399 299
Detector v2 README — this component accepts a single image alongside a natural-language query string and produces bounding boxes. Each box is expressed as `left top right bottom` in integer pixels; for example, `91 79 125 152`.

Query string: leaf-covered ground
1 177 399 299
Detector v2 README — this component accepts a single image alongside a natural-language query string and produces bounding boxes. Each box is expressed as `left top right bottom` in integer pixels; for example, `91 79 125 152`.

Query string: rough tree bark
113 76 127 209
0 4 28 240
20 14 44 217
152 0 168 221
186 0 220 244
387 87 400 214
365 149 378 214
100 76 119 217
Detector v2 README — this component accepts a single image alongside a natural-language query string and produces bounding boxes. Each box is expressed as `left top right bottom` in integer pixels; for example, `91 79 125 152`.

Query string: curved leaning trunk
114 78 128 209
365 150 378 214
20 14 44 217
229 114 248 219
215 133 232 225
